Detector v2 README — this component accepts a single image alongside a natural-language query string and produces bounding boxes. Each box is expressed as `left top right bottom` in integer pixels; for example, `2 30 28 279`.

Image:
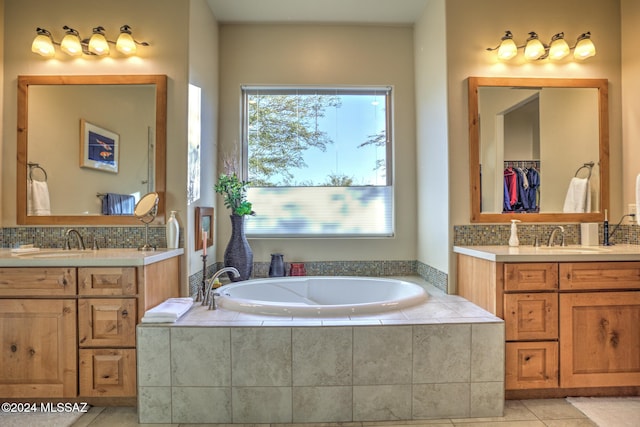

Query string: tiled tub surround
137 278 504 424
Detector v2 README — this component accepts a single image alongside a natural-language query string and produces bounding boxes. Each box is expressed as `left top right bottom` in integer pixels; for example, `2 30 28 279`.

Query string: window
242 86 393 237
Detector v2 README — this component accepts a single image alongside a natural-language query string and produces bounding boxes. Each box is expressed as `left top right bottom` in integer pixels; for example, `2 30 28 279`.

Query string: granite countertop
0 247 184 267
454 244 640 262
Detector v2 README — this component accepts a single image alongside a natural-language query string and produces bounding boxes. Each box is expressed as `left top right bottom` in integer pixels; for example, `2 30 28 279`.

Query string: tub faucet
546 226 566 247
65 228 86 250
203 267 240 310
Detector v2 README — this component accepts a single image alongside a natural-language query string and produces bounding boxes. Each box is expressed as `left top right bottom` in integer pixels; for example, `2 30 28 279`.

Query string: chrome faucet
546 225 566 247
203 267 240 310
65 228 86 250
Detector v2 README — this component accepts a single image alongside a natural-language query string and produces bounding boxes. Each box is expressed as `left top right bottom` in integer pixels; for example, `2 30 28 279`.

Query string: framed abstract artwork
80 119 119 173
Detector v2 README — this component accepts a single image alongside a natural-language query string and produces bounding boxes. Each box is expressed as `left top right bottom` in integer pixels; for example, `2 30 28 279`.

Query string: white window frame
241 85 394 238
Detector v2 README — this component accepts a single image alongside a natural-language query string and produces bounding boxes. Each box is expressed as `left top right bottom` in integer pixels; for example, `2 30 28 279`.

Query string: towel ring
27 162 48 182
574 161 595 180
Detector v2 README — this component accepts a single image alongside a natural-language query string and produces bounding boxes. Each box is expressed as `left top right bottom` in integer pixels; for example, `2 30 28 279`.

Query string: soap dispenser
509 219 521 247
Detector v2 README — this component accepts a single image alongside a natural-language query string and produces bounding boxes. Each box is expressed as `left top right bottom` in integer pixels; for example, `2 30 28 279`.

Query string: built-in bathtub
137 277 505 424
216 276 428 316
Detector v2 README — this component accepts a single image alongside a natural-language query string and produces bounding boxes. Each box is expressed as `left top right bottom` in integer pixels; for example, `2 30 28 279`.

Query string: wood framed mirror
468 77 609 223
17 75 167 225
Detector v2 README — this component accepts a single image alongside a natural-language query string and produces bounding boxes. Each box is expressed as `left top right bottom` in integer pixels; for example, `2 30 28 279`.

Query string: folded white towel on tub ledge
141 297 194 323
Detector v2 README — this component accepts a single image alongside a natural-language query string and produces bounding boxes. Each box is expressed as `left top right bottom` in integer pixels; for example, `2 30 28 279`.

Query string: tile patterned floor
69 399 600 427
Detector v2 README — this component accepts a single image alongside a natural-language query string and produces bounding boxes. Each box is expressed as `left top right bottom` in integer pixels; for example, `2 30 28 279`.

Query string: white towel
141 297 194 323
563 177 590 213
636 174 640 225
27 180 51 215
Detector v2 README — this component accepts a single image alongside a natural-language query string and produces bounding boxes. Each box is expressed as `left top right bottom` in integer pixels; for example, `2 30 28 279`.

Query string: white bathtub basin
216 276 428 317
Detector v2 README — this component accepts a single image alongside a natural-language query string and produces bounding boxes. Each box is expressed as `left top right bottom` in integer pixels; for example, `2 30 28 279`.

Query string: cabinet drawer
0 267 76 296
79 348 136 397
504 293 558 340
78 298 136 347
559 262 640 290
504 263 558 291
506 341 558 390
78 267 136 295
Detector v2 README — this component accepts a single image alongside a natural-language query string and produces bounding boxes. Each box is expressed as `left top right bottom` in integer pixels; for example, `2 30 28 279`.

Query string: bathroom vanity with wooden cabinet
454 245 640 399
0 248 182 405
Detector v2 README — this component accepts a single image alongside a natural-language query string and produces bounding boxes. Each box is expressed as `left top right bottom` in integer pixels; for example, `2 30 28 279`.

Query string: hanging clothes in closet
503 161 540 213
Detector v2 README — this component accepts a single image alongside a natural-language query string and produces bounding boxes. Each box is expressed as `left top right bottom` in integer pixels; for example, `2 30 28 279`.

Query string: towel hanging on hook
27 162 48 182
574 161 595 180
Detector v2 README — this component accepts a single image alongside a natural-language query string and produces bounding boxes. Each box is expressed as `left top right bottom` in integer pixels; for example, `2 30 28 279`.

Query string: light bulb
548 33 570 61
524 33 545 61
116 32 136 55
89 27 110 56
497 38 517 60
574 33 596 60
60 26 82 56
31 28 55 58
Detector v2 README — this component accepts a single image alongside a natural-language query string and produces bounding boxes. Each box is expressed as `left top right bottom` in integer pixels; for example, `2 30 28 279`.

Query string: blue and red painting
87 130 116 165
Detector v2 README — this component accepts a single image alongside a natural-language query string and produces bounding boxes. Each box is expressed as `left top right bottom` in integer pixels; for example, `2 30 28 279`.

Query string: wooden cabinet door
0 267 76 296
506 341 558 390
504 263 558 291
78 298 136 347
78 267 136 296
560 291 640 388
79 349 136 397
0 299 77 398
504 293 558 340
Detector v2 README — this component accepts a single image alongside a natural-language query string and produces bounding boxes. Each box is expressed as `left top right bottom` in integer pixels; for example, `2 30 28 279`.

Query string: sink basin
13 250 86 258
538 246 611 253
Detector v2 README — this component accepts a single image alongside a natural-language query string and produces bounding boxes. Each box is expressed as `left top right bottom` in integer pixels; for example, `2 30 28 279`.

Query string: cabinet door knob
122 309 128 318
10 344 17 352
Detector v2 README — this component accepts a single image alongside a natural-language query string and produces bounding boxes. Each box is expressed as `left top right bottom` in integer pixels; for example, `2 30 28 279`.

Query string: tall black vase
224 214 253 281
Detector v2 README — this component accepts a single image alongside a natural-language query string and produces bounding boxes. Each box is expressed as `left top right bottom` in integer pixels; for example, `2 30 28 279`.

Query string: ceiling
206 0 428 24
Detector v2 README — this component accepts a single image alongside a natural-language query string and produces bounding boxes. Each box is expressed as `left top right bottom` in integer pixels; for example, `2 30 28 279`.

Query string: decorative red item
289 263 306 276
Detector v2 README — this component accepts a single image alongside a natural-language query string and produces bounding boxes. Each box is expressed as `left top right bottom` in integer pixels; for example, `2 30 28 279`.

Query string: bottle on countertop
509 219 521 247
166 210 179 249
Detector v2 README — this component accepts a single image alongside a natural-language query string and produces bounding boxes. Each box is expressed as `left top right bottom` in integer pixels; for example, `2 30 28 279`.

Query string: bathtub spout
204 267 240 310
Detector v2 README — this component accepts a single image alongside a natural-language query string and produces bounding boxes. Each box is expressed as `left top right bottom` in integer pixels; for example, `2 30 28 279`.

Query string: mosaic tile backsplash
5 222 638 298
453 223 640 246
0 225 170 250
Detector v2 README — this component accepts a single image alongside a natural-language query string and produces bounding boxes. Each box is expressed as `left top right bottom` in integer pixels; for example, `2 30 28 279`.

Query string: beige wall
218 24 417 263
622 0 640 213
445 0 623 227
2 0 190 225
187 0 219 280
1 0 192 288
0 0 4 225
414 0 449 275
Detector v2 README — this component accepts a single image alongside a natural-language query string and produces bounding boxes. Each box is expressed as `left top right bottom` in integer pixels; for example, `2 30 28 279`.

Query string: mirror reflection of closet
469 77 609 223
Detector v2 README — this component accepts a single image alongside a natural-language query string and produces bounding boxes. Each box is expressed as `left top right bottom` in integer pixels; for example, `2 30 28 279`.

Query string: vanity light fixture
88 26 110 56
487 30 596 61
496 30 518 60
31 27 56 58
573 32 596 60
548 32 570 60
60 26 83 56
116 25 150 55
523 32 546 60
31 25 149 58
